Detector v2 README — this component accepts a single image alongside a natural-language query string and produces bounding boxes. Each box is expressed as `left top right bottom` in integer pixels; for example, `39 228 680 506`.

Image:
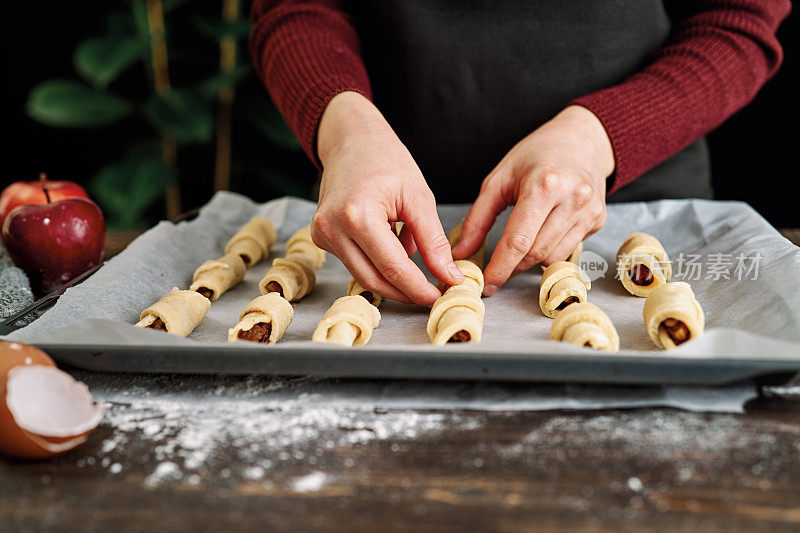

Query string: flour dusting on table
64 371 762 488
90 374 479 487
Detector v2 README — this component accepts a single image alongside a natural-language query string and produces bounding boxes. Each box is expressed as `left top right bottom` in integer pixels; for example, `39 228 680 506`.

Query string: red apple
2 194 105 294
0 173 88 229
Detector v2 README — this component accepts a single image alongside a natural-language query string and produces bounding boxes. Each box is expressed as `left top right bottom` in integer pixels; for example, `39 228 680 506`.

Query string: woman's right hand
311 91 464 306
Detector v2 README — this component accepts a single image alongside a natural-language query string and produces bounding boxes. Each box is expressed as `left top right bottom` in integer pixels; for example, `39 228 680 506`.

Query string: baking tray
6 194 800 386
35 339 800 386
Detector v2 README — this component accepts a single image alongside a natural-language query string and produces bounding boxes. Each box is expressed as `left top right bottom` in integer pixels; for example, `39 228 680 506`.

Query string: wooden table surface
2 228 799 532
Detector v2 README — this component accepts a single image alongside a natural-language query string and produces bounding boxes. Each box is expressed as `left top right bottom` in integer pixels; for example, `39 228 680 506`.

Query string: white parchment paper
6 192 800 358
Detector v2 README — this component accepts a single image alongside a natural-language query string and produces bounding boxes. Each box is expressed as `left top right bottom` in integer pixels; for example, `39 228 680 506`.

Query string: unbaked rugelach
189 253 246 301
616 232 671 297
539 261 591 318
550 302 619 352
312 295 380 346
228 293 294 344
643 282 704 349
136 288 211 337
259 226 326 302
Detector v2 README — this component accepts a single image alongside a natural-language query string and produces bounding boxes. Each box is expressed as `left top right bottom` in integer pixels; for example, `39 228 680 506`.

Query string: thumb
403 196 464 286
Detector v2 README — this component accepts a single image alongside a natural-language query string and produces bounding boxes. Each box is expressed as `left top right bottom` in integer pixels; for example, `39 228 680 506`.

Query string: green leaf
74 36 147 87
238 94 301 151
26 80 133 127
142 89 214 143
130 0 151 46
91 155 175 228
194 15 251 40
106 13 137 37
198 65 252 98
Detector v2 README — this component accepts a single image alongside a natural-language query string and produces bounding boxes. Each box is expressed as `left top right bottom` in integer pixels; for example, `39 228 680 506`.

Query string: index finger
451 179 507 261
355 217 443 306
483 190 552 295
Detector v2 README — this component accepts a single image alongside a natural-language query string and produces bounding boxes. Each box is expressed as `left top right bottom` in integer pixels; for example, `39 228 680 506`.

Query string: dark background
4 1 798 228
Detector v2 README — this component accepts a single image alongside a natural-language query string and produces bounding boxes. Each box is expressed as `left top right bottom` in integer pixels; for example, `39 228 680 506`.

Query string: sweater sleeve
571 0 790 195
249 0 372 166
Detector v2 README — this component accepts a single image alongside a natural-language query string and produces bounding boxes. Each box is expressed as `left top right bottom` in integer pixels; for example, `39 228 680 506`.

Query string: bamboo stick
213 0 240 192
145 0 181 220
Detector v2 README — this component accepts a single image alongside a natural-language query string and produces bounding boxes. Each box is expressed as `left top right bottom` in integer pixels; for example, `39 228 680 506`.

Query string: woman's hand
452 105 615 296
312 91 464 306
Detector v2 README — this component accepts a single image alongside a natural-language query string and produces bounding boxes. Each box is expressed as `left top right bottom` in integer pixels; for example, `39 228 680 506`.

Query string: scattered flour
244 466 266 480
145 461 182 487
290 471 329 493
91 376 477 487
68 372 765 488
627 477 643 492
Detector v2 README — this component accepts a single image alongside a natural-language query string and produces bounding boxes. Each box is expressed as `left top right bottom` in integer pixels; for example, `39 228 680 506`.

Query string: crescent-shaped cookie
136 287 211 337
286 226 326 270
643 282 705 349
258 226 326 302
550 302 619 352
539 261 591 318
225 216 277 267
259 257 316 302
189 253 246 301
313 295 381 346
616 232 671 297
427 260 485 344
228 293 294 344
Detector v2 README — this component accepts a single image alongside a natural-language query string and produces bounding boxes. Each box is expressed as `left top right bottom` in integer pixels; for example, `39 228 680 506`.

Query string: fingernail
447 262 465 281
484 284 498 297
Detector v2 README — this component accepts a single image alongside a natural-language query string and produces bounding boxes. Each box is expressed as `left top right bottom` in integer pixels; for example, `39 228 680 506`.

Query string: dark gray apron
344 0 712 203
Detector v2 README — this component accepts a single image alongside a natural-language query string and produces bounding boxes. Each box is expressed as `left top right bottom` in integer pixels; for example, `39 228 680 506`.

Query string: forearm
249 0 372 166
317 92 394 168
572 0 790 193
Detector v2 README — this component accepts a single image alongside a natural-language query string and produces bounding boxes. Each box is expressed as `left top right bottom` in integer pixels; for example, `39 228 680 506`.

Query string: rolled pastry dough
550 302 619 352
225 216 277 267
643 282 704 349
136 287 211 337
259 226 326 302
347 278 383 307
189 253 246 301
286 226 326 270
616 232 671 297
313 295 381 346
427 260 485 344
539 261 591 318
448 223 486 267
539 242 583 275
228 293 294 344
259 257 316 302
567 242 583 265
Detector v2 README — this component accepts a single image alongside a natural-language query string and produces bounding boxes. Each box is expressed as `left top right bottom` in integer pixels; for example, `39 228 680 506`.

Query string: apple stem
39 172 51 204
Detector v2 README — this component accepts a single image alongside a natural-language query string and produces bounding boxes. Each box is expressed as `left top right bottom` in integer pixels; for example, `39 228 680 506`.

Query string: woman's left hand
452 105 615 296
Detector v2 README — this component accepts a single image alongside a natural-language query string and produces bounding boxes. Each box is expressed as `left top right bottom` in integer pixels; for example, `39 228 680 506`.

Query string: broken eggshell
0 341 104 459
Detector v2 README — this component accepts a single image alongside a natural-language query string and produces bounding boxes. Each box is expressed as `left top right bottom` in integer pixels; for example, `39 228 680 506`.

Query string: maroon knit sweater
249 0 789 194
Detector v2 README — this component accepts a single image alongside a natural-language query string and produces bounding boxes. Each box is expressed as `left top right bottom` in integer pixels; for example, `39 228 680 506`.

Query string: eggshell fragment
0 341 55 376
0 341 103 459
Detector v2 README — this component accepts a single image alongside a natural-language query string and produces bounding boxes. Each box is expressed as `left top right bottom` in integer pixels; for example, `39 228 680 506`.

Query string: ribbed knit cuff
570 74 685 196
250 6 373 168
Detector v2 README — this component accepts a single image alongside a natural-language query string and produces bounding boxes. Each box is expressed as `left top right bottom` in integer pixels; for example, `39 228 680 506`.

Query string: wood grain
2 398 800 532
